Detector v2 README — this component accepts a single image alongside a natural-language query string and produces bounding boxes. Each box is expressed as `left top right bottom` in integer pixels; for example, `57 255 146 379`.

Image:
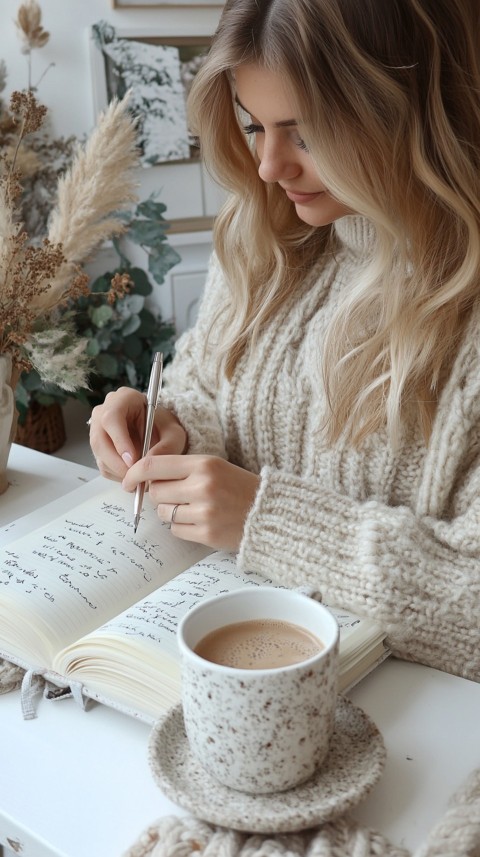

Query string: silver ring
170 504 180 526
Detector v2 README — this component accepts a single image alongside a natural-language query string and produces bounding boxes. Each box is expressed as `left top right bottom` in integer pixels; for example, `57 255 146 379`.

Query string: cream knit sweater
162 215 480 683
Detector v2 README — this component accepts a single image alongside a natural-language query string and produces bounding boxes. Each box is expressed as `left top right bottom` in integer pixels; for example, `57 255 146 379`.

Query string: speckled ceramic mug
177 587 339 794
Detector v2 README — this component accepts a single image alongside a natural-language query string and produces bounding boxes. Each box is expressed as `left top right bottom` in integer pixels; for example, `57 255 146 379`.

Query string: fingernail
122 452 133 467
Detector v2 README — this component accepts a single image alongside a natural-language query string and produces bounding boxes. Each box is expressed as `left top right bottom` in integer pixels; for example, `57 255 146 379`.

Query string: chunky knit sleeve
239 303 480 682
238 464 480 682
160 254 228 459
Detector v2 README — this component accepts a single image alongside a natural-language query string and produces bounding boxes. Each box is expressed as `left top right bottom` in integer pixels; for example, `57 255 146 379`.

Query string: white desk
1 660 478 857
1 448 479 857
0 444 97 534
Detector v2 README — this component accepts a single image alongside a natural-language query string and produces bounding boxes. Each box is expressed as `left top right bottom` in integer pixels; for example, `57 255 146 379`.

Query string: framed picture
111 1 224 7
89 23 221 231
92 24 211 166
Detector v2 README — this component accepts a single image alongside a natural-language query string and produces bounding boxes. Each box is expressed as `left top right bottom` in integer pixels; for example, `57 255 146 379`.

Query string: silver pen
133 351 163 533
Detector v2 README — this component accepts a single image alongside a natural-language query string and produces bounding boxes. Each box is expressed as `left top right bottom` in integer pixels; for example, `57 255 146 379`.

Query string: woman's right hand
88 386 188 481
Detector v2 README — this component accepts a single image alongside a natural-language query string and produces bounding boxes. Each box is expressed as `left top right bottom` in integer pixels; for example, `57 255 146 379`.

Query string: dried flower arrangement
1 3 78 243
0 85 139 400
15 195 179 420
2 0 179 449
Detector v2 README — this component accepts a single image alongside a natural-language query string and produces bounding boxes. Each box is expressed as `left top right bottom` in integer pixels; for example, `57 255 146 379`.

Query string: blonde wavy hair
188 0 480 445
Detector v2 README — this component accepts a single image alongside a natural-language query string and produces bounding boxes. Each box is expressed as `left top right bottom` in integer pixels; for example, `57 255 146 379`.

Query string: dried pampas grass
34 93 139 311
0 87 139 391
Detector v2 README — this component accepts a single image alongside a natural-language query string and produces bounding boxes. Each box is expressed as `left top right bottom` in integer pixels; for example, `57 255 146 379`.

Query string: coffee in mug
178 586 339 794
194 618 324 669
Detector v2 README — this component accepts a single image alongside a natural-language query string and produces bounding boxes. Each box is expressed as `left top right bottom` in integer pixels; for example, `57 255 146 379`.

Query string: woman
89 0 480 681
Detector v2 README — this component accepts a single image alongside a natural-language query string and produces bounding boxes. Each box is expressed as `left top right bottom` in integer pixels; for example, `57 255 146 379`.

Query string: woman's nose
257 137 300 184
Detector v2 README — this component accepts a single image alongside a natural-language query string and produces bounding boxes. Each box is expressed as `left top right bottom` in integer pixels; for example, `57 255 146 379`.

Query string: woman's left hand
122 454 260 551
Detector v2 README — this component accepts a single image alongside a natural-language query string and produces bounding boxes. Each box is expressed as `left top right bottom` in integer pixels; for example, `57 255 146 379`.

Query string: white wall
0 0 222 328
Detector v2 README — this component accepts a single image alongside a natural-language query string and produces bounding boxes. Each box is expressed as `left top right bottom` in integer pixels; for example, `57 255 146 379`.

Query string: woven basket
15 402 66 454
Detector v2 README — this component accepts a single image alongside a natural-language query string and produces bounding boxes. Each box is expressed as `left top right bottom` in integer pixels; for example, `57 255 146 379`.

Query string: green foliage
15 370 69 424
15 195 180 423
70 265 176 409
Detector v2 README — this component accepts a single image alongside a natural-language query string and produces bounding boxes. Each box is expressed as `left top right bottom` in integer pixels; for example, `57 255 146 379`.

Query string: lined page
75 552 381 665
0 484 209 664
57 552 271 666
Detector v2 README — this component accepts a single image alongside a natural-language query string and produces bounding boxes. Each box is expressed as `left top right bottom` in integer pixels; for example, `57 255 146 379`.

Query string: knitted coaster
0 658 25 694
122 815 409 857
122 769 480 857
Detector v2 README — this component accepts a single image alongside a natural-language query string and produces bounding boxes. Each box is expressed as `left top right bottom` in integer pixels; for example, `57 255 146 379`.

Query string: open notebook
0 478 389 725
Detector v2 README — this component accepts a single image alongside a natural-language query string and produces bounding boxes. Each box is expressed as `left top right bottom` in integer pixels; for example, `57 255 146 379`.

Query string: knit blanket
123 769 480 857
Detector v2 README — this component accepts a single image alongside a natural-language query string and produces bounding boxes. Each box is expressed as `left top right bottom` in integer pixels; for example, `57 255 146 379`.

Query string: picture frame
94 29 211 165
89 25 221 232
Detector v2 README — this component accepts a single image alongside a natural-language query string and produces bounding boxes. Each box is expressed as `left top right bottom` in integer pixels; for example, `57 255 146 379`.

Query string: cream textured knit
162 215 480 682
123 768 480 856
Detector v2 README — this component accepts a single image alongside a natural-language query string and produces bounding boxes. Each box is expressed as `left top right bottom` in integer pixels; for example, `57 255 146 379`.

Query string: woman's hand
122 454 260 552
88 387 188 481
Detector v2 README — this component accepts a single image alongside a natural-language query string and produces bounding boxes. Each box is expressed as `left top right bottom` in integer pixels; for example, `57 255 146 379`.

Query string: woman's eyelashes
242 123 309 151
243 122 263 135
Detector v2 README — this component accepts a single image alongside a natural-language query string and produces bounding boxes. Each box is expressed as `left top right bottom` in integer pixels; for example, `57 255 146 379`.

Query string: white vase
0 355 16 495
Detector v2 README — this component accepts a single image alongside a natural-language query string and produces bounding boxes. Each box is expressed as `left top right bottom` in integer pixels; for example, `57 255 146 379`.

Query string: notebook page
0 484 209 664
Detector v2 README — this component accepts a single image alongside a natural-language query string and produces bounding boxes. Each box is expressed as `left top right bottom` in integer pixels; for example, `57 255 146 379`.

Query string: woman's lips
284 190 326 204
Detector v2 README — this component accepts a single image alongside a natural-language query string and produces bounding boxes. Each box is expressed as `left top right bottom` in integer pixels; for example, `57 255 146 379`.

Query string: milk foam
194 618 323 669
